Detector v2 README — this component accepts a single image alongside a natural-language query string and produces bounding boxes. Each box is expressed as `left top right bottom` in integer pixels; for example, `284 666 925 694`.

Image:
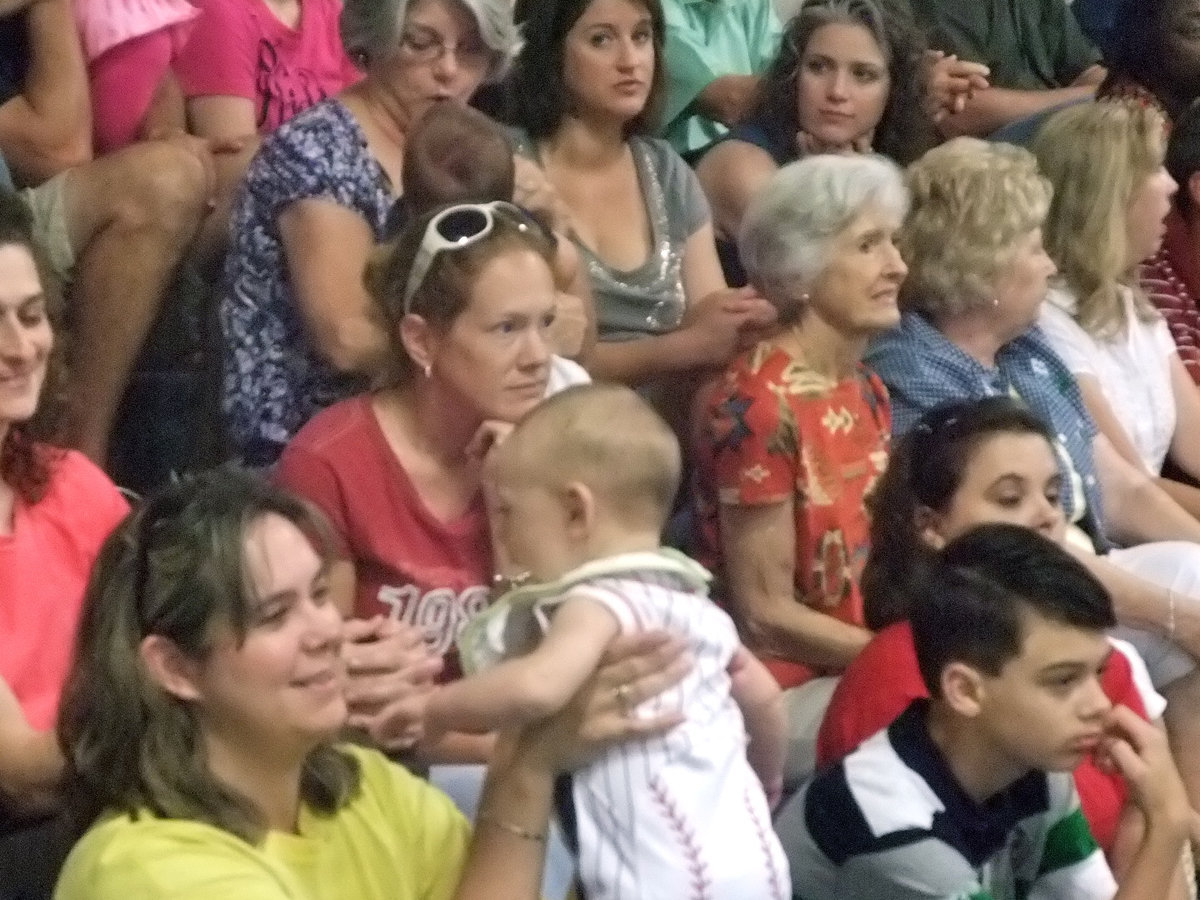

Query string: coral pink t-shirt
276 397 492 681
816 622 1147 855
0 449 129 731
174 0 362 134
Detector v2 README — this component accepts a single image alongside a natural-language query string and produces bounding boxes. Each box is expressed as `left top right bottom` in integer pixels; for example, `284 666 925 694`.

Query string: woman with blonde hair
1033 101 1200 521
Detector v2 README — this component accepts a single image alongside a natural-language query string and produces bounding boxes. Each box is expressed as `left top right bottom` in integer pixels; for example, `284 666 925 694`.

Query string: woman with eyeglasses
0 194 129 892
220 0 520 468
52 469 689 900
276 202 567 762
505 0 778 396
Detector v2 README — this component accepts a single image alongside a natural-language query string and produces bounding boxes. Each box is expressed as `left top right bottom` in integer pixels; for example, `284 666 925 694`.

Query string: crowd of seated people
8 0 1200 897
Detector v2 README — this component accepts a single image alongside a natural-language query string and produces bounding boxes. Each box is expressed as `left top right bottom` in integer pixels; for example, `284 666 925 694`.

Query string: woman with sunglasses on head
276 202 570 762
0 193 129 893
811 398 1197 894
506 0 777 396
220 0 521 468
52 469 688 900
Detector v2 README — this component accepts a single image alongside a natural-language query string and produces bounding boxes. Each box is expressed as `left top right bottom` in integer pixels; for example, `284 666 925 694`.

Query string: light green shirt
661 0 782 157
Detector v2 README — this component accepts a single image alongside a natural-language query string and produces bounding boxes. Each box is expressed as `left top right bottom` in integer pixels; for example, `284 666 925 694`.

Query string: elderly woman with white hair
220 0 521 467
694 153 908 785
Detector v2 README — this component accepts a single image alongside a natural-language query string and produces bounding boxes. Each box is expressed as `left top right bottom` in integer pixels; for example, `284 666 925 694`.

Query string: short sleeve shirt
780 700 1118 900
220 99 394 465
174 0 361 134
0 449 129 731
275 397 492 680
509 130 712 341
661 0 781 156
908 0 1100 90
865 312 1107 546
1039 286 1177 474
695 342 891 688
54 745 471 900
814 622 1148 855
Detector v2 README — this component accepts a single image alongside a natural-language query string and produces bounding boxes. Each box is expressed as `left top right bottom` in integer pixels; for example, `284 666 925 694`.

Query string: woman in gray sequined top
507 0 776 388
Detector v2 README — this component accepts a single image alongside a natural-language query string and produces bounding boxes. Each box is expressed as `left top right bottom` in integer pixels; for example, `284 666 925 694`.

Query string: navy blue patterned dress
220 99 393 466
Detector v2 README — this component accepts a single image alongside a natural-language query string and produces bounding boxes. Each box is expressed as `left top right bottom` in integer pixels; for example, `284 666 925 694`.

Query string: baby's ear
563 481 596 535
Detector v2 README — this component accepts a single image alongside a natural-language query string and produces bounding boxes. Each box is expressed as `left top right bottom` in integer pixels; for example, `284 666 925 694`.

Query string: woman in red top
0 192 130 890
276 202 561 761
819 396 1185 890
693 152 907 788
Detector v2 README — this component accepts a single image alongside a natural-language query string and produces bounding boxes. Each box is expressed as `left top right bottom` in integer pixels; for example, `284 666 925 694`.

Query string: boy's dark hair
1168 99 1200 216
509 0 666 139
863 397 1056 630
401 101 516 219
911 523 1116 697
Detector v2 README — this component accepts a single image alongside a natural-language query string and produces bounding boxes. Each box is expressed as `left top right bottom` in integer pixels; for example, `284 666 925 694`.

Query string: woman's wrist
478 734 555 832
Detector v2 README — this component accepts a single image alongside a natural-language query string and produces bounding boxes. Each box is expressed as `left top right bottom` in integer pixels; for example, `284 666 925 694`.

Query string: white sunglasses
401 201 534 313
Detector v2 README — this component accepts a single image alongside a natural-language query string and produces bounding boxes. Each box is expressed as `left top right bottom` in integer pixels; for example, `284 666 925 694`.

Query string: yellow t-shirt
54 746 471 900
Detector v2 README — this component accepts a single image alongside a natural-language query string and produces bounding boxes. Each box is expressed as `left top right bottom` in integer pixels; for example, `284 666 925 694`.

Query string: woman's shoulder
335 744 470 842
55 811 282 900
629 134 692 177
284 396 376 458
29 447 129 527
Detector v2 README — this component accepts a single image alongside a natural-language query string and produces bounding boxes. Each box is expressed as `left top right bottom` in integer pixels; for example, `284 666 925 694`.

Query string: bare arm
694 75 761 129
721 500 871 670
937 81 1098 139
427 597 620 734
187 95 262 265
1076 375 1154 475
453 631 691 900
0 676 62 815
1166 354 1200 484
278 199 390 375
1106 706 1191 900
728 646 785 804
140 71 187 142
1065 548 1200 660
1093 434 1200 546
695 140 778 245
0 0 91 184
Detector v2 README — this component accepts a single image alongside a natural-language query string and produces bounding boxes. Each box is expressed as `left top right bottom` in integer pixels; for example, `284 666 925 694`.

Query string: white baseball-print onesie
460 551 789 900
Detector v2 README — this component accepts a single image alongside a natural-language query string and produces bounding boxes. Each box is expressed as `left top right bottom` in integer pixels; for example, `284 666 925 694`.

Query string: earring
423 363 432 378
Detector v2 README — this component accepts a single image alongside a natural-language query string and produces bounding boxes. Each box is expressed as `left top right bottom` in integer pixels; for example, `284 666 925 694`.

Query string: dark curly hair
747 0 936 165
0 190 68 505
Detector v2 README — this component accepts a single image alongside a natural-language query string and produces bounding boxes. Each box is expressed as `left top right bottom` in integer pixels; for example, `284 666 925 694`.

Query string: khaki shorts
20 170 75 280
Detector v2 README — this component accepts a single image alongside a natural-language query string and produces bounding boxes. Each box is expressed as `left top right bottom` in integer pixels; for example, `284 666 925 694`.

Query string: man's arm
0 0 91 185
936 81 1097 138
426 597 620 735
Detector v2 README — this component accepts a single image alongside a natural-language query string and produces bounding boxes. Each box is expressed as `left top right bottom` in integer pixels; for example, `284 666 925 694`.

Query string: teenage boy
778 523 1190 899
